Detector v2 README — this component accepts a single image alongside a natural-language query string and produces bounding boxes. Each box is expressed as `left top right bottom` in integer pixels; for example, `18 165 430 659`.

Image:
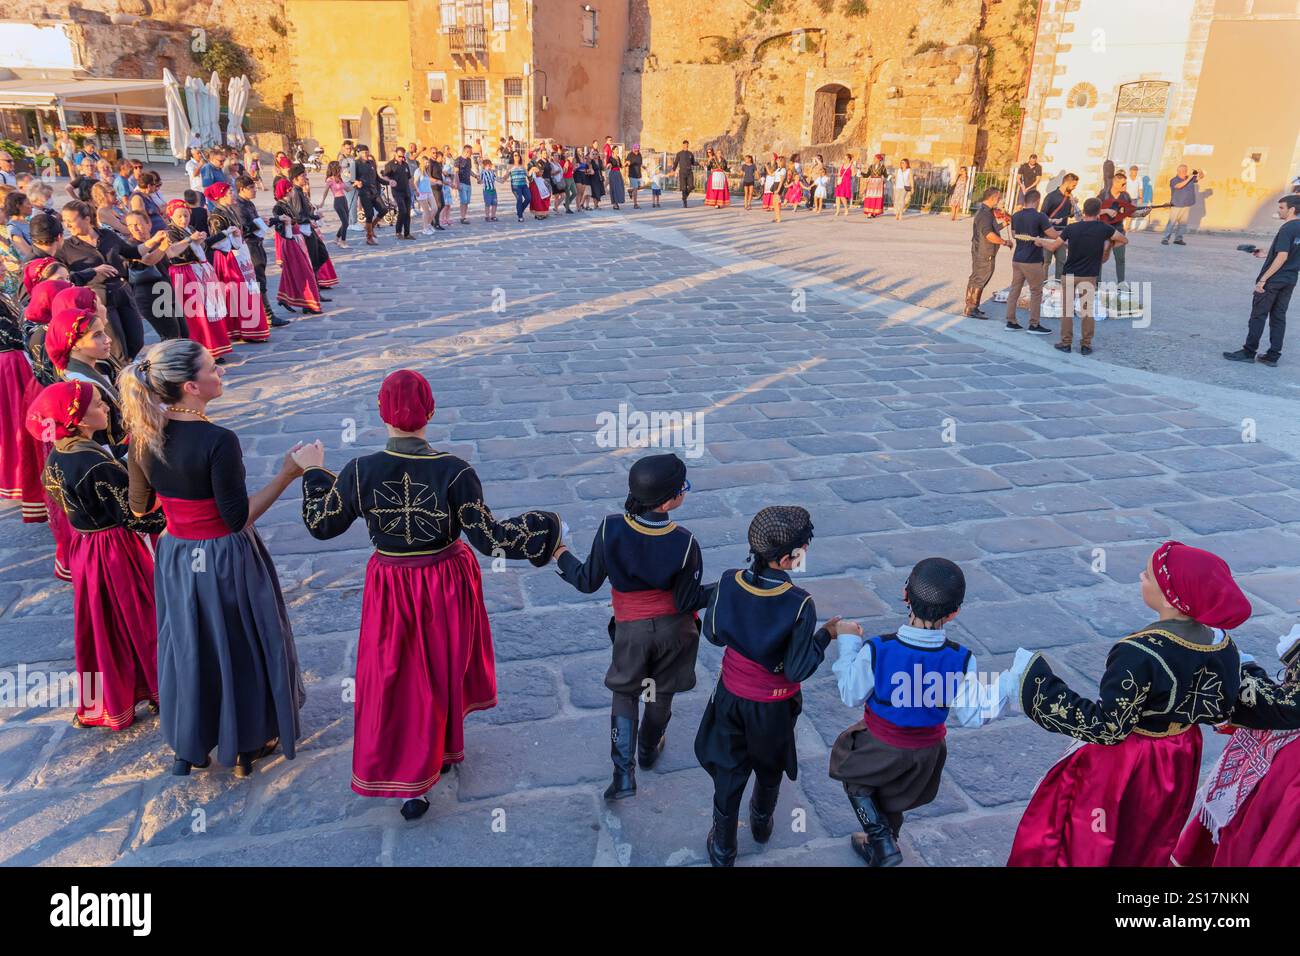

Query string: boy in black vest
555 453 704 801
695 506 852 866
830 558 1015 865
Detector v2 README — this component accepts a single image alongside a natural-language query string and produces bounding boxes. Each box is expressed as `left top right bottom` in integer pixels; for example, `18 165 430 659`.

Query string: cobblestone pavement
3 201 1300 867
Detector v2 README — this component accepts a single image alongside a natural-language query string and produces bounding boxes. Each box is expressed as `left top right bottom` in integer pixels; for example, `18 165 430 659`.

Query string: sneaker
1258 355 1280 367
1026 324 1052 335
1173 239 1186 246
1080 345 1093 355
1005 320 1023 331
1054 343 1071 353
1161 238 1170 245
1223 349 1255 363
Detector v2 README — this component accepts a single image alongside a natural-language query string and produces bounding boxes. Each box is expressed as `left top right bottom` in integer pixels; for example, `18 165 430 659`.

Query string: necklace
165 406 211 423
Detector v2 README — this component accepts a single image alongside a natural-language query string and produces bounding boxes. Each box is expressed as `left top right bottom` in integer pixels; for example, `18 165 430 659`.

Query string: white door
1109 116 1164 186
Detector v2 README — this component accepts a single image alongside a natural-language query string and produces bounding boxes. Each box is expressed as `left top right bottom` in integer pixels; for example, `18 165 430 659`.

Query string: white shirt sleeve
833 634 874 709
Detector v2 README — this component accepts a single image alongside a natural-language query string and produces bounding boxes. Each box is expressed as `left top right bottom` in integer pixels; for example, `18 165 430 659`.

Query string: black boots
706 808 738 867
638 711 669 769
400 797 431 820
848 792 902 867
749 781 781 844
603 716 638 800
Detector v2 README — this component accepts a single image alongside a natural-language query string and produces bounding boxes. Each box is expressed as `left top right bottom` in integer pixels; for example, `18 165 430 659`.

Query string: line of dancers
6 349 1296 866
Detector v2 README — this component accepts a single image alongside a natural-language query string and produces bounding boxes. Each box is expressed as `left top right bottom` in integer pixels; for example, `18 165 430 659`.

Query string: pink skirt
704 170 731 207
351 542 497 799
1008 730 1202 866
0 351 45 522
211 250 269 343
274 232 322 311
70 525 158 729
1173 731 1300 866
783 181 803 204
862 177 885 216
834 169 853 200
169 261 233 358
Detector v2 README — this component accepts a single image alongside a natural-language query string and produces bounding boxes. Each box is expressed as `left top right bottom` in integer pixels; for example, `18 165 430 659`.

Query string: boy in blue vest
554 453 705 801
830 557 1014 866
695 506 854 866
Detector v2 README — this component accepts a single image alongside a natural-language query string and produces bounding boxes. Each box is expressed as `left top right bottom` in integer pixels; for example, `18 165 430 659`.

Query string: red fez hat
1150 541 1252 631
274 177 292 200
22 257 61 294
25 381 93 442
23 278 72 325
165 198 190 219
378 370 435 432
204 181 231 201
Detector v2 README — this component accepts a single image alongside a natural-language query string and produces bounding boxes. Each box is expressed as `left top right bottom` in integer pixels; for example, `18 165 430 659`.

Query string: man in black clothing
65 159 98 203
56 199 146 361
1054 196 1125 355
383 147 414 239
1224 195 1300 367
1040 173 1079 279
232 175 289 326
1017 154 1043 196
672 140 696 207
355 145 384 245
426 150 447 231
963 187 1009 318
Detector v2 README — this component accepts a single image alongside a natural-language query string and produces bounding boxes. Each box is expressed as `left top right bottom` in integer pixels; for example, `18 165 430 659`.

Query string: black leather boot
706 808 739 867
749 781 781 844
847 793 902 867
603 715 637 800
638 710 670 769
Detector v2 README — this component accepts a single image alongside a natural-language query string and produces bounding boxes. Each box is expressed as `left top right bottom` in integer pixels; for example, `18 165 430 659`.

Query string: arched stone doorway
810 84 852 144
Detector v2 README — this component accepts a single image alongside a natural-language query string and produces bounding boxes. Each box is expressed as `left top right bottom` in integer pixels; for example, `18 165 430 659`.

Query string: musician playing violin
964 187 1011 319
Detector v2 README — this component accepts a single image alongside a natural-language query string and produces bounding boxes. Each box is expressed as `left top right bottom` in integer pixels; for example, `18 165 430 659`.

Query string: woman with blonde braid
120 339 306 778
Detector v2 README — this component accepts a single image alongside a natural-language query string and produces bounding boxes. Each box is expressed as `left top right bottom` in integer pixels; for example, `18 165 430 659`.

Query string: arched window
1116 81 1170 115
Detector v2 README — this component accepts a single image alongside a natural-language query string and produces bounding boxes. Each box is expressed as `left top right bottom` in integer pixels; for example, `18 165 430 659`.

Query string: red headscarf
274 178 292 201
165 198 190 220
22 257 62 294
204 181 231 202
46 295 99 370
378 370 435 432
1150 541 1252 630
25 381 93 441
23 278 72 325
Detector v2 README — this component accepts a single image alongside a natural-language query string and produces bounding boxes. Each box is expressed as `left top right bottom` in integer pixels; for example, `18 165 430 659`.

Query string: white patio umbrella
162 68 192 160
226 75 250 148
207 72 222 145
183 76 201 144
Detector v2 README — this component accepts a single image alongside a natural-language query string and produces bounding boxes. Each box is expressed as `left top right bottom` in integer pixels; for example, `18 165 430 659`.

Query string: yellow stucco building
284 0 627 160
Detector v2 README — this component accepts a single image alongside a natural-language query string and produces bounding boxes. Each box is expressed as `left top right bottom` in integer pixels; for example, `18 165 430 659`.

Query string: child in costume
555 453 704 801
831 557 1014 866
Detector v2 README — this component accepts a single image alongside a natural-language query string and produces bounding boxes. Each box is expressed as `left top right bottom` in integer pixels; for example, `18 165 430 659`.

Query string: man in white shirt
184 146 204 191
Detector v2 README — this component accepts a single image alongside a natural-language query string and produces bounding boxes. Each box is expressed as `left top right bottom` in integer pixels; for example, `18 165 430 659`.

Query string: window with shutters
459 78 487 102
492 0 510 30
439 0 457 31
463 1 485 26
503 78 523 97
504 78 525 139
582 8 598 46
427 72 447 103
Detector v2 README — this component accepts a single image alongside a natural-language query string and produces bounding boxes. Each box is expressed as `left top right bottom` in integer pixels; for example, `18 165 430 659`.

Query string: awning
0 76 167 113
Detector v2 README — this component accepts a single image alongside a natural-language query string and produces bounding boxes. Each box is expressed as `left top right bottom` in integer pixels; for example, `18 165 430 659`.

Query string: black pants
359 190 384 224
131 282 182 341
392 189 412 237
104 283 144 362
1244 280 1295 359
611 690 674 723
333 196 349 241
679 176 692 204
248 244 273 311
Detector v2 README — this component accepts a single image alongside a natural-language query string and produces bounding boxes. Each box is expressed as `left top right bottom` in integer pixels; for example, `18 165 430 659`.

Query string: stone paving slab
4 205 1300 867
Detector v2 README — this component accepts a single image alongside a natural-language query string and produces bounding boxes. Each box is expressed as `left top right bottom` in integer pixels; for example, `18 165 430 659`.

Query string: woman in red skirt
26 381 166 729
203 183 270 344
1005 541 1250 866
294 370 562 819
1173 629 1300 866
271 179 323 315
161 198 233 361
0 292 44 521
24 275 76 579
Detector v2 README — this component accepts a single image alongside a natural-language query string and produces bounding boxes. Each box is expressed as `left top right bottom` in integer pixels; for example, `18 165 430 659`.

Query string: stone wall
8 1 293 111
621 0 1040 170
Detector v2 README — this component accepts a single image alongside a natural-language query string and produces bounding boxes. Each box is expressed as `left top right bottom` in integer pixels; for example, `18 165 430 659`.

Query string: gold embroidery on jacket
457 500 550 559
372 473 448 545
1025 669 1151 745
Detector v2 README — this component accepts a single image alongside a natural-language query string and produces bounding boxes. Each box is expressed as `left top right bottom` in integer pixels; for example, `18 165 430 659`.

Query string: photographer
1223 194 1300 367
1161 163 1200 246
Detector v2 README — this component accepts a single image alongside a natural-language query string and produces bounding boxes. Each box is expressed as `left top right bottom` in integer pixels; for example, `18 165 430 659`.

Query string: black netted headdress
904 557 966 622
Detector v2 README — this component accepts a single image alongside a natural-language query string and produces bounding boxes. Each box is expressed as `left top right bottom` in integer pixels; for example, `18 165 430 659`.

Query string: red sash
721 647 800 703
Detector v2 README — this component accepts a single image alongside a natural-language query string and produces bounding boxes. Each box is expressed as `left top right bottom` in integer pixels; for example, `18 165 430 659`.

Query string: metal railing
449 25 487 54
